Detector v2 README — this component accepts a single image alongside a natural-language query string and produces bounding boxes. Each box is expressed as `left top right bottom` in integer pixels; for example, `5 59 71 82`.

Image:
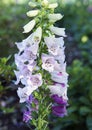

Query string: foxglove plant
14 0 69 129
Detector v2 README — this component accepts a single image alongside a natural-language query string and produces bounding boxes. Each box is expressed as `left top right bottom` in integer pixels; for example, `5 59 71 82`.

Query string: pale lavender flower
15 34 33 52
54 49 65 63
27 73 42 87
14 63 33 85
17 86 36 103
44 36 64 56
42 53 56 72
14 53 24 68
48 83 68 98
54 62 67 73
14 70 23 85
20 47 37 64
51 71 68 84
15 27 42 52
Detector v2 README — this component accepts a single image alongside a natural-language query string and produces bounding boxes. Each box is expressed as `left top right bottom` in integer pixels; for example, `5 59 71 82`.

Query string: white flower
48 3 58 9
41 0 49 6
26 10 39 17
32 26 42 44
48 83 68 97
51 71 68 84
42 53 56 72
49 25 66 37
23 20 36 33
15 34 33 52
55 48 65 63
14 70 23 85
17 86 36 103
48 13 63 23
28 1 37 7
15 41 26 52
44 36 64 56
27 73 42 87
14 63 33 85
15 27 42 52
20 44 38 64
14 53 23 67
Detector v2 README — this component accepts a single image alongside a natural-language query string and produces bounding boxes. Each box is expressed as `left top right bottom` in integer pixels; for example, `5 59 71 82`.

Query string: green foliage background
0 0 92 130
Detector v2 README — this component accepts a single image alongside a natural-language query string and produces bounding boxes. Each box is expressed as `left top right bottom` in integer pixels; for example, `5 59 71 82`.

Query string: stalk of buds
14 0 69 129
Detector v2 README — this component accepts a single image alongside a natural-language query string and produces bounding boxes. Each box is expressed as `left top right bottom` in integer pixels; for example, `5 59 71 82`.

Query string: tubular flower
49 25 66 37
48 13 63 23
26 10 39 17
48 3 58 9
23 20 36 33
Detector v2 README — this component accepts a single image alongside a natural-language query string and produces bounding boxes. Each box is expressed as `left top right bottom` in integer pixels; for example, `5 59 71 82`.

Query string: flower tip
28 1 37 7
48 3 58 9
23 20 36 33
41 0 49 6
26 10 39 17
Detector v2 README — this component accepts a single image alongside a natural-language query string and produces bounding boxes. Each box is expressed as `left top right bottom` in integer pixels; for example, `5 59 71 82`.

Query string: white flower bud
48 13 63 22
23 20 36 33
42 0 49 6
28 1 37 8
49 25 66 37
27 10 39 17
48 3 58 9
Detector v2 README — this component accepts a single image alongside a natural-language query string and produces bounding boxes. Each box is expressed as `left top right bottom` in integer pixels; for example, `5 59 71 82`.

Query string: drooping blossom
51 94 68 105
42 53 56 72
28 1 37 8
49 25 66 37
48 3 58 9
26 73 43 87
52 105 67 117
48 13 63 23
17 87 36 103
32 27 42 44
23 19 36 33
26 10 40 17
48 83 68 98
51 71 68 85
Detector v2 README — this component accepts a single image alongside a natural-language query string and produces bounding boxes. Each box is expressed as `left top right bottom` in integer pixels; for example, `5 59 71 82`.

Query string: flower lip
52 105 67 117
51 94 68 105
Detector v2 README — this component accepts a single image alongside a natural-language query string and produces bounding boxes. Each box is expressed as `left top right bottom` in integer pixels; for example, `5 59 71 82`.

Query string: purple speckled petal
51 94 67 105
23 110 32 122
52 105 67 117
26 94 34 104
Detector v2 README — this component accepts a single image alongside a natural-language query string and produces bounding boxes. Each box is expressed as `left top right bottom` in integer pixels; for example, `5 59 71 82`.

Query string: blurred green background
0 0 92 130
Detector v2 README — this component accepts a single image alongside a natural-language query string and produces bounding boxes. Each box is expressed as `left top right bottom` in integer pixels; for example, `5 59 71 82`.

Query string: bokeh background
0 0 92 130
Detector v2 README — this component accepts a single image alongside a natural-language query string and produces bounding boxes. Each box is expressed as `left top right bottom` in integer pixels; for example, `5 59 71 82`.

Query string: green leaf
86 116 92 130
80 106 91 115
